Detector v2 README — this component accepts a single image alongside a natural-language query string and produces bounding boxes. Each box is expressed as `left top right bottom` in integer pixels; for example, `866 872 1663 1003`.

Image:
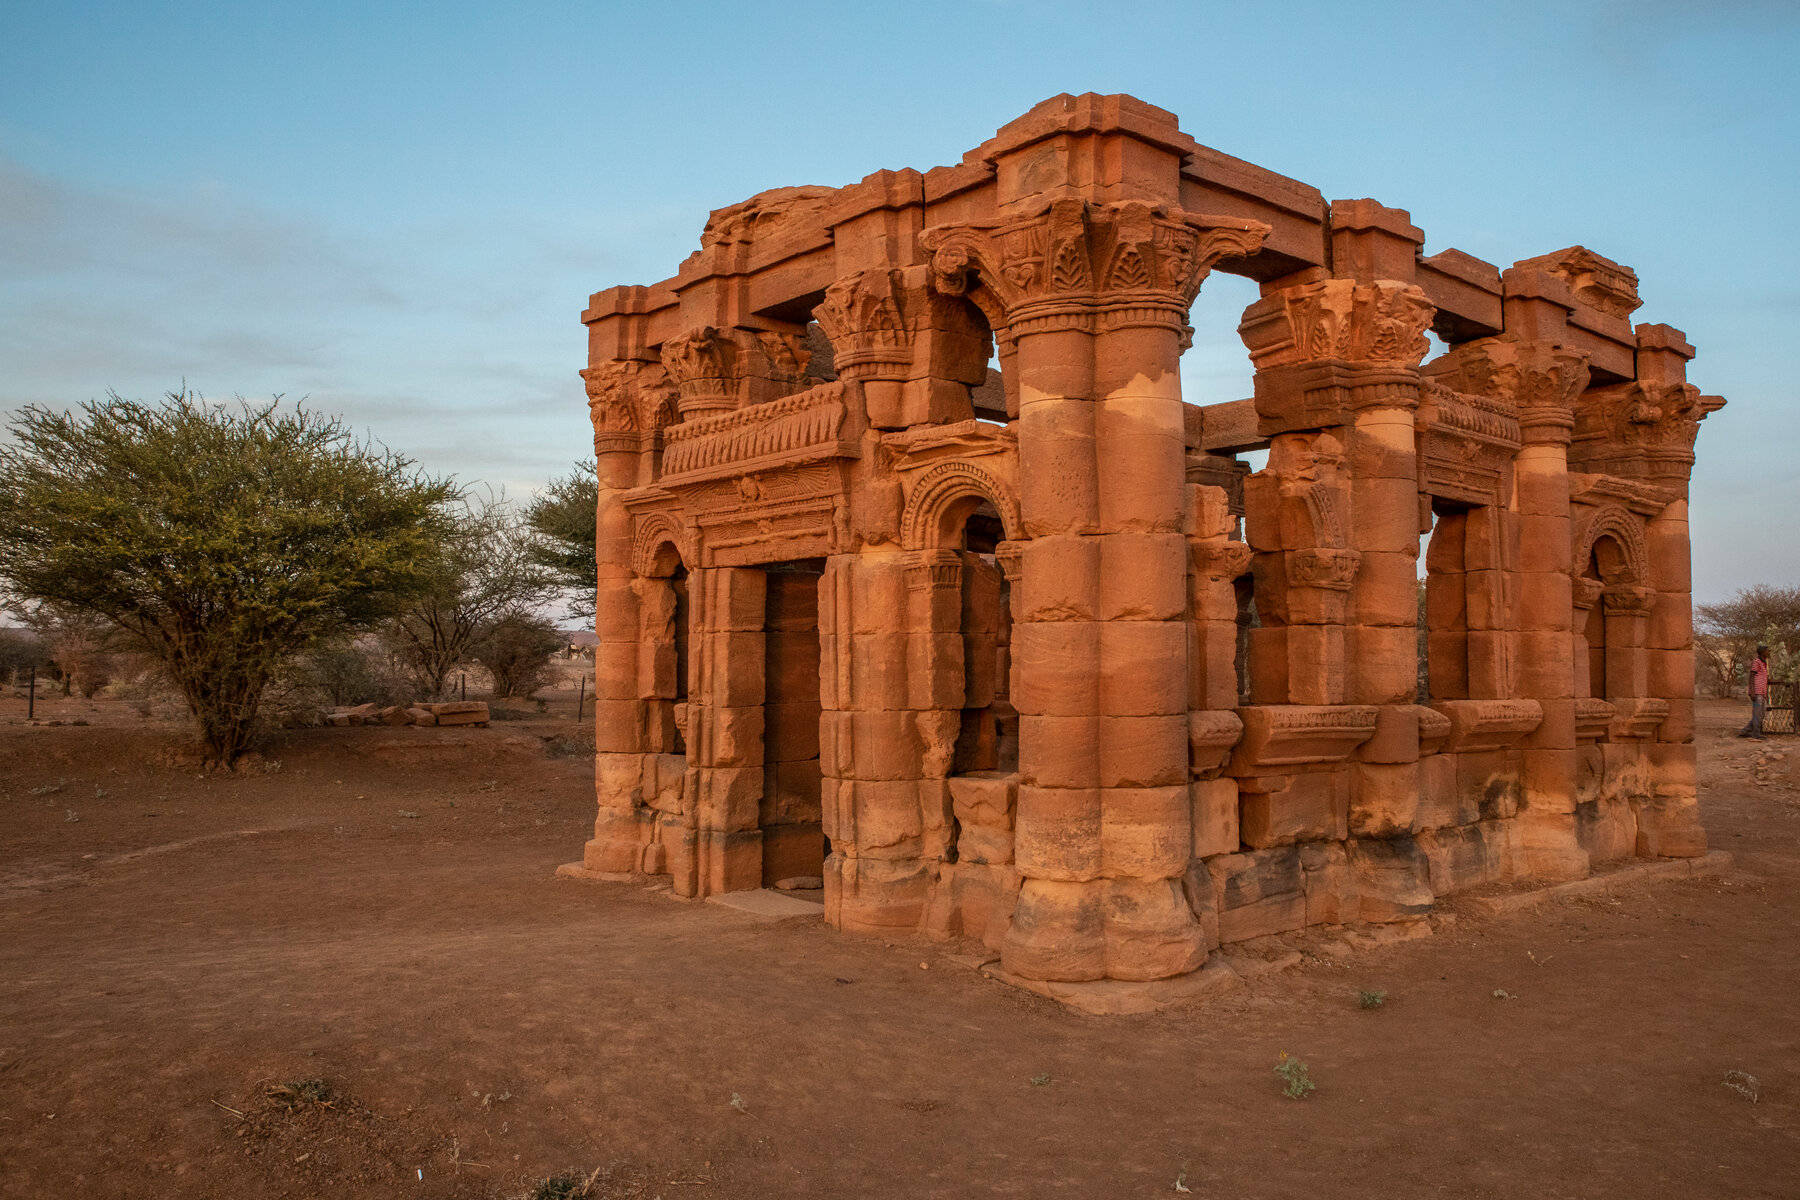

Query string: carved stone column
580 359 676 876
1238 278 1436 868
681 566 767 898
819 549 946 932
925 198 1268 983
1574 324 1721 860
1431 336 1591 880
1571 576 1605 702
1239 277 1435 709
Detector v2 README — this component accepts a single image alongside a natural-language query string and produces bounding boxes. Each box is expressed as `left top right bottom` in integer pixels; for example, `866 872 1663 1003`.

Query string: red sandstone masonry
566 93 1723 995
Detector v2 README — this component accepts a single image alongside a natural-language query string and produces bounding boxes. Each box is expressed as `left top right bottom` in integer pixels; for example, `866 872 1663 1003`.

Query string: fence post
575 675 585 722
26 665 35 721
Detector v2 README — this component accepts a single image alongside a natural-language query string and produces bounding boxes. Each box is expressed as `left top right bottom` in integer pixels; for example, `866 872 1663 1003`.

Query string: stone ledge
704 888 825 920
1461 850 1732 916
554 862 640 884
979 957 1246 1016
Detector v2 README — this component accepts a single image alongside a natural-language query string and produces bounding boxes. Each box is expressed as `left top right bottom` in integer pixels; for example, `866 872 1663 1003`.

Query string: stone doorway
761 560 825 886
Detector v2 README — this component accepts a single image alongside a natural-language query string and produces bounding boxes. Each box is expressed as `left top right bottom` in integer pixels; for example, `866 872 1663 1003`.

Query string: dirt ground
2 694 1797 1199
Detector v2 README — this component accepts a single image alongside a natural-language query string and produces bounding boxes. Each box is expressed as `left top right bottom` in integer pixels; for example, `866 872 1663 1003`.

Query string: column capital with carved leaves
813 266 990 428
1239 277 1437 435
658 325 812 421
920 198 1269 340
582 359 678 462
1429 335 1591 446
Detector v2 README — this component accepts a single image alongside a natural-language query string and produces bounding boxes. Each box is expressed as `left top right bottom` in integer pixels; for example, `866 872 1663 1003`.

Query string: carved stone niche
813 266 989 430
659 326 812 420
1229 705 1380 772
1238 278 1436 436
1429 699 1543 754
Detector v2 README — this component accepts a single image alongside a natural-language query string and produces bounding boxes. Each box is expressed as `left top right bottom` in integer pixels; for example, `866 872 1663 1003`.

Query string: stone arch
1571 505 1647 586
899 461 1022 551
631 512 692 578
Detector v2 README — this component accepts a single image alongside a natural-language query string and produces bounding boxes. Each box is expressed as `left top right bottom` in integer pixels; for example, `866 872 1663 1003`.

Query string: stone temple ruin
566 94 1723 992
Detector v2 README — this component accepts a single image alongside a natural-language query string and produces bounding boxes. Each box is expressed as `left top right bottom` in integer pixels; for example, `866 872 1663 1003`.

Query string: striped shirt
1751 657 1770 698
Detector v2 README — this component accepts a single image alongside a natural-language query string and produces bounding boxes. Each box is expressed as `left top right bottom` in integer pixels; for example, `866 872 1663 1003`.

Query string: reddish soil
2 695 1797 1199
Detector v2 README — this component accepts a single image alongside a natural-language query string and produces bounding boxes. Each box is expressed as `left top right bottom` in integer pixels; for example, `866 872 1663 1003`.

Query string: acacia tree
386 493 556 699
471 610 564 698
1697 585 1800 696
524 461 598 621
0 390 455 763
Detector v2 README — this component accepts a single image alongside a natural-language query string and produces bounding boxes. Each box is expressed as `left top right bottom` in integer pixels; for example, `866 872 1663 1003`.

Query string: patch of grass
1357 989 1388 1010
1723 1070 1761 1102
526 1168 603 1200
1274 1052 1315 1101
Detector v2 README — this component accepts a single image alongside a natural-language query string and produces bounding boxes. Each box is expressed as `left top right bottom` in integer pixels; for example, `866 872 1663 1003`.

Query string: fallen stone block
425 701 489 727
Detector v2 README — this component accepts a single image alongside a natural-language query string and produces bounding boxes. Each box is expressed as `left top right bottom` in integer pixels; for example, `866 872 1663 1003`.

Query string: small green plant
1357 989 1387 1010
1029 1072 1051 1087
1273 1052 1315 1100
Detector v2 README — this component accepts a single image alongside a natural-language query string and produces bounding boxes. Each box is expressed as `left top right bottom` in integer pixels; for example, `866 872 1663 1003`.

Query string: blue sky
2 0 1795 603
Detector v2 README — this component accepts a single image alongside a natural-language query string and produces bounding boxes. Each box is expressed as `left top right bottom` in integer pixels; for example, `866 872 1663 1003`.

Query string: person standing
1740 644 1771 739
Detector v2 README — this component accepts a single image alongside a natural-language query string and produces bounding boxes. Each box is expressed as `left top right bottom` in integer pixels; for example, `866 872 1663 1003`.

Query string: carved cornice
920 198 1269 334
1513 247 1642 323
1569 472 1678 517
659 326 812 420
1429 699 1543 753
1574 696 1616 743
1229 704 1380 772
1415 381 1520 508
1609 696 1670 741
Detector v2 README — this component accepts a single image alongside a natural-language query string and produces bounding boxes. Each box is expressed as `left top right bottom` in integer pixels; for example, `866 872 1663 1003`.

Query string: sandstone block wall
569 93 1723 991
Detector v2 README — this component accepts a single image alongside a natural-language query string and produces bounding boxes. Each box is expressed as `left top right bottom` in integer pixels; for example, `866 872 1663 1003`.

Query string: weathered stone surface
570 92 1721 996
